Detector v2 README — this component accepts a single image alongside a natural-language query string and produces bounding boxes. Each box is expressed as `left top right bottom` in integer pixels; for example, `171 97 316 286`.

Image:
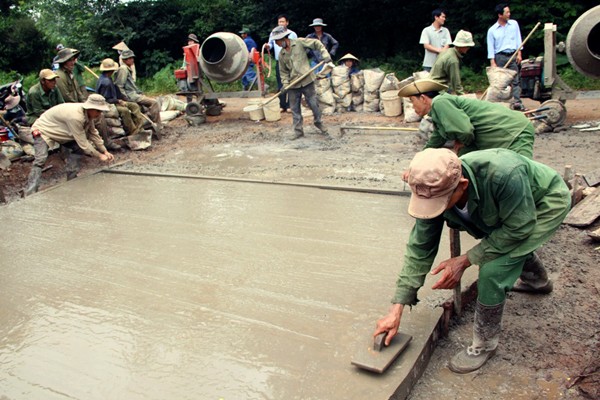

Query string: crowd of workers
2 2 572 377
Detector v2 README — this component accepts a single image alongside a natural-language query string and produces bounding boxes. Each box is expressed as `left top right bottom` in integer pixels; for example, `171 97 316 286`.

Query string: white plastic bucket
263 100 281 122
380 91 402 117
243 104 265 121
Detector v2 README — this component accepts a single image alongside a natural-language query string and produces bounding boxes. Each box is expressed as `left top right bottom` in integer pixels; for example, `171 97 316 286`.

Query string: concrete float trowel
351 331 412 374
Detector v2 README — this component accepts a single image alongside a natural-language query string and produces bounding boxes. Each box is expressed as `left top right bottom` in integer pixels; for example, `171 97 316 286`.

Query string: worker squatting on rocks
375 147 570 373
429 30 475 96
25 69 65 125
270 25 331 140
114 50 163 133
96 58 145 137
24 94 115 196
398 79 535 158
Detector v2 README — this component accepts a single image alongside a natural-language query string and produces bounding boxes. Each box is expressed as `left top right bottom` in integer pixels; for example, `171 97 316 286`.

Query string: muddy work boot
24 166 43 196
449 301 504 374
289 129 304 140
512 252 553 294
314 122 329 136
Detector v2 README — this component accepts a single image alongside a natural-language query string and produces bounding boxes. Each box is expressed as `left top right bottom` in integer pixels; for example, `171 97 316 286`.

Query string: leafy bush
138 64 179 95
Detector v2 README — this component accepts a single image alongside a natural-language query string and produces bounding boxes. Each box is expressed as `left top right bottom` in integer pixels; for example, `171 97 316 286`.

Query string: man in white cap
25 69 65 125
270 25 331 140
24 94 115 196
374 147 570 373
429 30 475 95
306 18 339 68
114 49 163 134
398 78 535 158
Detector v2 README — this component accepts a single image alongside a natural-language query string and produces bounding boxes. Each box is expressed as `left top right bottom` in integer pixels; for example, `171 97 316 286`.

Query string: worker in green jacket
398 78 535 158
374 148 570 374
429 30 475 95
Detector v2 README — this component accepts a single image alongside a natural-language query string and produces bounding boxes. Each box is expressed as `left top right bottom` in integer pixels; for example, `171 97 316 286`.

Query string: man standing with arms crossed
487 3 524 110
419 9 452 72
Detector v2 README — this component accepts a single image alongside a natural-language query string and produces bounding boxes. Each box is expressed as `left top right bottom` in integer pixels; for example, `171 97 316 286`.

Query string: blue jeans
242 63 257 90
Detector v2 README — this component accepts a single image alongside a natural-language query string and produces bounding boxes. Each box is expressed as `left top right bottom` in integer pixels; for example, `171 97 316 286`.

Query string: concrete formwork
0 172 477 399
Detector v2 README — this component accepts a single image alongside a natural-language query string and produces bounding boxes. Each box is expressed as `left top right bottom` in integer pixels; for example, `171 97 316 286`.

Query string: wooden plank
563 187 600 227
583 168 600 187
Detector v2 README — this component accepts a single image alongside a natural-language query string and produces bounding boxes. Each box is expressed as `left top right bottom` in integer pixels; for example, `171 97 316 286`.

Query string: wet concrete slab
0 173 478 399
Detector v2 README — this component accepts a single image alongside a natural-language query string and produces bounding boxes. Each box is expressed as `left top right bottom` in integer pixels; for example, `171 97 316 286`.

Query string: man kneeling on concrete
271 25 331 140
399 78 535 158
24 94 115 195
374 148 570 373
96 58 145 137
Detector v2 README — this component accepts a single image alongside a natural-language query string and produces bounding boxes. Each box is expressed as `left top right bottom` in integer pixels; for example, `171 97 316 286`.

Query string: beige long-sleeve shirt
32 103 107 156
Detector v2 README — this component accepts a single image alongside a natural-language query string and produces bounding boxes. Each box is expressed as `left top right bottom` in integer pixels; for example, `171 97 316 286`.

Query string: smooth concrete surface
0 173 478 399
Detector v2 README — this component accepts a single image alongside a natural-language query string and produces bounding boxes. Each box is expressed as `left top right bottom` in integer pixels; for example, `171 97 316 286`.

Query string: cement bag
110 126 126 137
403 97 421 123
316 78 335 106
0 140 24 160
352 90 364 107
486 66 516 88
413 70 430 79
104 104 119 119
379 73 400 92
351 72 364 93
319 102 336 115
484 86 512 102
363 68 386 93
363 92 380 112
332 66 351 98
105 117 122 128
353 103 364 112
160 110 181 122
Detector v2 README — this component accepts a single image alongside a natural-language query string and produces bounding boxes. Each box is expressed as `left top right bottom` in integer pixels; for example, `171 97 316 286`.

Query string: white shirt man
419 9 452 71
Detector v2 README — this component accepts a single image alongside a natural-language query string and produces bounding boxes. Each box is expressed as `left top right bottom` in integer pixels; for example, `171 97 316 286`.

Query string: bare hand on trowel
430 254 471 290
374 303 404 346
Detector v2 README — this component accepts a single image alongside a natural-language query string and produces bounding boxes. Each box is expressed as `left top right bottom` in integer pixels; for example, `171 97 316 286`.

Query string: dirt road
1 96 599 398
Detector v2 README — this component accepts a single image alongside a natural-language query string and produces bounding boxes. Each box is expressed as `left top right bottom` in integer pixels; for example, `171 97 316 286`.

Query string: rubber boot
24 166 42 196
290 129 304 140
512 252 553 294
449 301 504 374
314 122 329 136
62 147 82 181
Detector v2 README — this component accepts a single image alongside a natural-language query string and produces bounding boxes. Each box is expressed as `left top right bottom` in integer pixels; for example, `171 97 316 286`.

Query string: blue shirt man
240 29 258 90
486 3 523 109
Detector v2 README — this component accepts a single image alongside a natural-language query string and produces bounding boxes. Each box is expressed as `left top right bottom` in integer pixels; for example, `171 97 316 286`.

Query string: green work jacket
25 82 65 125
279 38 330 89
429 47 464 95
56 68 86 103
114 65 142 102
393 149 570 305
426 93 533 157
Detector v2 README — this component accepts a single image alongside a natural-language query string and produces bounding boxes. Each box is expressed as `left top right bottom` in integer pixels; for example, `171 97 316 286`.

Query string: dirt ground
1 95 599 399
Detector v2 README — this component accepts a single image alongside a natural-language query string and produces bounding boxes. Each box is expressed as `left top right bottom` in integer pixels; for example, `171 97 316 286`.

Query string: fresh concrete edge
101 168 412 197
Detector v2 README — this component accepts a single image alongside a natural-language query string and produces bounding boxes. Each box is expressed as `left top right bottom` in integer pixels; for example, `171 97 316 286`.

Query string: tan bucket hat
120 49 135 59
55 48 80 64
99 58 119 71
39 69 59 80
82 94 110 112
270 26 291 40
453 30 475 47
407 148 463 219
398 78 448 97
309 18 327 27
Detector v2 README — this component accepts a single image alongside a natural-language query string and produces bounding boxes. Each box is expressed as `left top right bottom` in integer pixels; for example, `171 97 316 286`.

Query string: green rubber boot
449 301 504 374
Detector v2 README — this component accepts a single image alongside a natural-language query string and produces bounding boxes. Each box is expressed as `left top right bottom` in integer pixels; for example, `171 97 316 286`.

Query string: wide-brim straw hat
270 26 291 41
398 78 448 97
3 95 20 110
338 53 359 63
112 41 130 51
82 94 110 112
453 30 475 47
309 18 327 27
99 58 119 71
55 48 80 64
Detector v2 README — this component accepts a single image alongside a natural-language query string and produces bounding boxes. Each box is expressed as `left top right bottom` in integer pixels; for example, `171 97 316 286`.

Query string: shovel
261 60 326 108
351 331 412 373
